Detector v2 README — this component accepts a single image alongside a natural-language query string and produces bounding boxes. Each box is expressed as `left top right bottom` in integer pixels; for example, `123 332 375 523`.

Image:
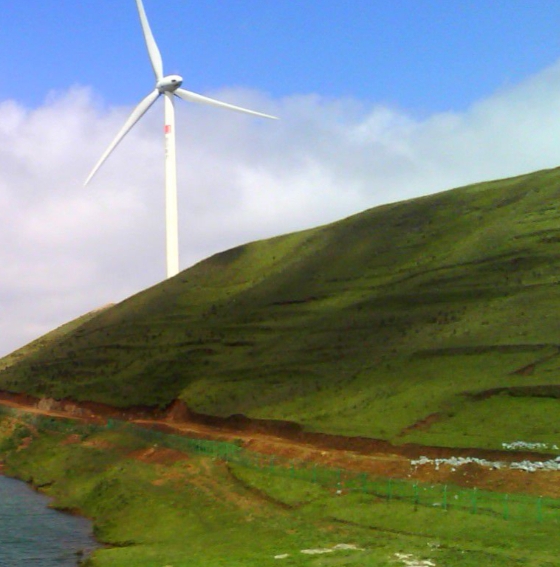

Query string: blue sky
2 1 560 113
3 0 560 357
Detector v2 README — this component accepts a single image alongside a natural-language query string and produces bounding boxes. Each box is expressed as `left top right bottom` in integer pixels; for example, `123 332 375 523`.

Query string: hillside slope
2 167 560 447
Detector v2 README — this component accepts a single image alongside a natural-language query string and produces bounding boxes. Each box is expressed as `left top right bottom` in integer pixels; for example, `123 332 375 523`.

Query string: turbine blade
136 0 164 80
84 89 160 186
174 88 278 120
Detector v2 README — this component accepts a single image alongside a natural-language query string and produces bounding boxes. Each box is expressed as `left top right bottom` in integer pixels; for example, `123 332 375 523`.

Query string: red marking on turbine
164 125 172 134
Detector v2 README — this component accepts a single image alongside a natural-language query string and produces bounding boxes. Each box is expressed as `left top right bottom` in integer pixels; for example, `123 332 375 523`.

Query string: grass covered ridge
2 168 560 447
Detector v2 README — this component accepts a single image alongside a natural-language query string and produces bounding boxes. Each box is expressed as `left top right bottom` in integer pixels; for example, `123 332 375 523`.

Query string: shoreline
0 471 101 566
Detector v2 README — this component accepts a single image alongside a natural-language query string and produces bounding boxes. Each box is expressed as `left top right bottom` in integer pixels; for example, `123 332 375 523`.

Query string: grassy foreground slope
3 415 558 567
2 167 560 447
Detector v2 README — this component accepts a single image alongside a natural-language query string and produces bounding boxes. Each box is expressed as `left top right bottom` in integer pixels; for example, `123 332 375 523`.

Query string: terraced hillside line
397 412 445 437
1 390 559 498
510 345 560 376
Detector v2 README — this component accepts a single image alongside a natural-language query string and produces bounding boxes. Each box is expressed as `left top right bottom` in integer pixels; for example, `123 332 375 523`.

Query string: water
0 475 99 566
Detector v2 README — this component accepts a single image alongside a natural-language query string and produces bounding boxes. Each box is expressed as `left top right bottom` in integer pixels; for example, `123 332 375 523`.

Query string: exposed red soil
129 446 189 465
0 390 559 497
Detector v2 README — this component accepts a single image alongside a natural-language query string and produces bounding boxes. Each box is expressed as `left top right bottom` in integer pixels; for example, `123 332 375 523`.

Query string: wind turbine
85 0 277 278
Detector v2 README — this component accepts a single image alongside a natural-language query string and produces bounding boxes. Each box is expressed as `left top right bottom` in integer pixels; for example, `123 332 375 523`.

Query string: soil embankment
0 390 558 497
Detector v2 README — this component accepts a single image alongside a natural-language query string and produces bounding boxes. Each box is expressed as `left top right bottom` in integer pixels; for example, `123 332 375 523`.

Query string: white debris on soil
510 458 560 472
332 543 364 551
502 441 559 451
299 543 364 556
394 552 436 567
274 554 290 559
410 455 560 473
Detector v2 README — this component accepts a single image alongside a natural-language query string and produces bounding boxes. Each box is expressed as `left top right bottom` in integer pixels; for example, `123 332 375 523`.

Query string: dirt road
0 390 558 497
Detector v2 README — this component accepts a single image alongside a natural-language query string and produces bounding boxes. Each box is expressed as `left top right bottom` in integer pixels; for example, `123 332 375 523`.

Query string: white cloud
2 61 560 356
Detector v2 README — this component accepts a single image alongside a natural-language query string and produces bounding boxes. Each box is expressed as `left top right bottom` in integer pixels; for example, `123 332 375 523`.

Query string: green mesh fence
113 421 243 460
1 406 559 524
112 420 560 524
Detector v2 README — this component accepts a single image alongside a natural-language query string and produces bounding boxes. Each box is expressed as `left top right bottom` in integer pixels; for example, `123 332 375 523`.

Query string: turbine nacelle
156 74 183 93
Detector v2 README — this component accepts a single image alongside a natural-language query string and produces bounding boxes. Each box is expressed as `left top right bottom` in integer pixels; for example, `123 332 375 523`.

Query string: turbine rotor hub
156 74 184 93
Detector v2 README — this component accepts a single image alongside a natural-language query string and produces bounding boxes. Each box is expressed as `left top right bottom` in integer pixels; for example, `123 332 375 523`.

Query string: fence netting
1 406 558 524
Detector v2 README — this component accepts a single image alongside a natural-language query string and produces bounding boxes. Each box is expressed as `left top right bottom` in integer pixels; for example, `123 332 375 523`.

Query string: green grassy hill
0 304 114 374
2 167 560 449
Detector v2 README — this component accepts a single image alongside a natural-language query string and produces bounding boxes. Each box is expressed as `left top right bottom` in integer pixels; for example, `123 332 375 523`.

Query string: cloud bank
2 61 560 356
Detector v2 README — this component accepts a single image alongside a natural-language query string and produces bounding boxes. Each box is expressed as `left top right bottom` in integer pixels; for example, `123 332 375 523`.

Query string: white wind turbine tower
85 0 277 278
